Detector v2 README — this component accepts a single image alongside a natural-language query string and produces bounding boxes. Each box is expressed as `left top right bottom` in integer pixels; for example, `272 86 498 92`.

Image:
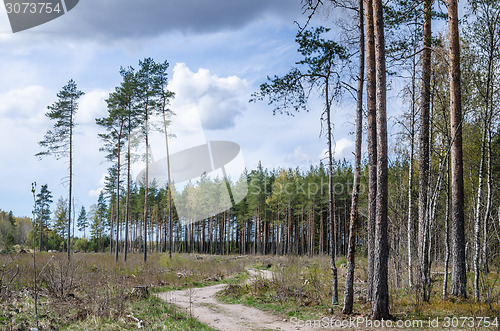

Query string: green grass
66 296 216 330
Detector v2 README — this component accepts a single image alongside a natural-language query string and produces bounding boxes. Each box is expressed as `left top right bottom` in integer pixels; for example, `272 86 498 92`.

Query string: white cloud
335 138 355 160
88 187 103 197
76 89 109 125
286 146 315 165
318 138 355 162
169 63 247 131
88 172 107 197
0 85 51 125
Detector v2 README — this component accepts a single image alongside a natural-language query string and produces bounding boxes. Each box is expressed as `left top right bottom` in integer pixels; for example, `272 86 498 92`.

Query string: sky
0 0 373 218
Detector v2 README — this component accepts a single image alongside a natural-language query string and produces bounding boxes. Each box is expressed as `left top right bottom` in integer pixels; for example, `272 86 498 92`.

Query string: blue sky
0 1 369 218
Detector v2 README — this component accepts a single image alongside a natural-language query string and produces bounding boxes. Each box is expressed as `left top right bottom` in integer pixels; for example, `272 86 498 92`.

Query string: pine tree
252 26 349 304
77 206 88 252
53 197 69 250
448 0 467 299
8 211 15 228
36 79 84 260
35 184 52 251
370 0 390 318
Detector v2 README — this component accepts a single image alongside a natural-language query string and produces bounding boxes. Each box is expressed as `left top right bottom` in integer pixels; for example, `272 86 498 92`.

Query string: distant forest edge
0 209 32 252
2 141 500 263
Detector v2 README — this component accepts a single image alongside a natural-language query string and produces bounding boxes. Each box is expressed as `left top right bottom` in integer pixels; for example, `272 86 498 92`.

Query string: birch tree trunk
473 122 487 301
443 168 450 298
418 0 432 303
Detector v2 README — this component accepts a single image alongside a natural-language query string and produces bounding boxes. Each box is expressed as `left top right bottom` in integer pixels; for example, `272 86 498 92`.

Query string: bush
40 257 82 298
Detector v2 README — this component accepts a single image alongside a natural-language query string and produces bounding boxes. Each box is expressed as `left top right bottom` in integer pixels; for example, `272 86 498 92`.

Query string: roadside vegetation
0 252 256 330
218 255 500 324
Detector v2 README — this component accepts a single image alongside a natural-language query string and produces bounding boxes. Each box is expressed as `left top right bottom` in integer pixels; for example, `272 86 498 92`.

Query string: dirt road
157 269 460 331
157 269 310 331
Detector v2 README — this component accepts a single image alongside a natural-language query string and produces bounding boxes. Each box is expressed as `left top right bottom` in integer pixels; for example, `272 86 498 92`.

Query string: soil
156 268 314 331
157 268 399 331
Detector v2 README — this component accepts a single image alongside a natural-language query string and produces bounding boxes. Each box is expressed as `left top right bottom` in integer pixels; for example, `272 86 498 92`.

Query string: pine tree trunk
443 169 450 298
407 28 417 289
162 109 173 259
365 0 377 302
143 111 149 262
124 112 131 261
68 107 73 260
448 0 467 298
115 123 123 262
370 0 390 318
326 80 339 305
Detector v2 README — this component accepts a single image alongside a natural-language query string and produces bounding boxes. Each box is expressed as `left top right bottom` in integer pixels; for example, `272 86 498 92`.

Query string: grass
218 255 340 321
1 251 499 329
0 251 261 330
217 254 500 326
66 296 216 330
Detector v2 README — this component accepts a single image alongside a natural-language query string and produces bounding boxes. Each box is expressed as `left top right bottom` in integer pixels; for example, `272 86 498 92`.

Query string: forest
1 0 500 329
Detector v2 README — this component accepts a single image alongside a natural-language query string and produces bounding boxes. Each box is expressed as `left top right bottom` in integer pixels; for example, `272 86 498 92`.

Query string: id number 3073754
5 2 62 14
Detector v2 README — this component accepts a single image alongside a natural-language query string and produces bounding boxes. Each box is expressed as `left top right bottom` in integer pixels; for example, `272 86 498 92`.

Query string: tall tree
153 60 175 258
417 0 433 303
252 27 349 304
97 78 132 261
370 0 390 318
365 0 377 302
36 79 84 260
118 67 137 262
343 0 364 314
448 0 467 299
135 58 163 262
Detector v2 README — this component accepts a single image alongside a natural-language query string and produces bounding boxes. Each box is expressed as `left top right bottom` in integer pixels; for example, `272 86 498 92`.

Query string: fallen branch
126 314 144 328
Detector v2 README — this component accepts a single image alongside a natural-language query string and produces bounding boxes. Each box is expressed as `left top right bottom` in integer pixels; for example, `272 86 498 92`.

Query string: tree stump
132 286 149 299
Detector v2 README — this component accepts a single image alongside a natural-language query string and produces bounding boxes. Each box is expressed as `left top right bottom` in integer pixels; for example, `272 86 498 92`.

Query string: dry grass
1 251 498 329
219 254 500 324
0 251 257 330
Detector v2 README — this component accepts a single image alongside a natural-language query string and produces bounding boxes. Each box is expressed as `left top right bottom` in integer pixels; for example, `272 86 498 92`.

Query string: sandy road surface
156 268 318 331
157 269 408 331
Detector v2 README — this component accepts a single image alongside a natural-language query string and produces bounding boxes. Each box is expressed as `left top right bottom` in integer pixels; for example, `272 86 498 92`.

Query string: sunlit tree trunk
448 0 467 298
370 0 390 318
473 120 487 301
343 0 364 313
365 0 377 302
